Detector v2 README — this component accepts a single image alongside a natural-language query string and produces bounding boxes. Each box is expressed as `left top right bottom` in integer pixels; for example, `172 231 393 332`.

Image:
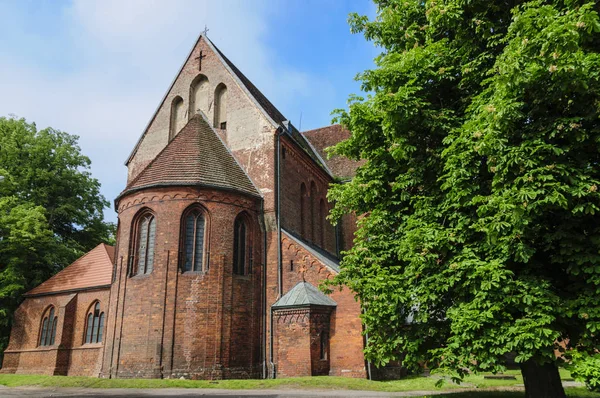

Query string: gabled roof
283 229 340 273
302 124 364 179
125 33 332 177
272 281 337 309
120 113 260 199
26 244 114 297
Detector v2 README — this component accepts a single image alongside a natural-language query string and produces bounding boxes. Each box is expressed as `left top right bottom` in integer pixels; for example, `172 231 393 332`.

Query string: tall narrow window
319 199 326 248
233 216 249 275
214 83 227 129
39 306 57 346
300 183 307 237
85 301 104 344
189 74 209 118
169 96 185 141
182 208 206 272
310 181 318 243
132 211 156 275
320 332 329 360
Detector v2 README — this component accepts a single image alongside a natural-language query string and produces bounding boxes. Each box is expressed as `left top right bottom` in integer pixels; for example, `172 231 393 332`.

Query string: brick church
1 34 368 379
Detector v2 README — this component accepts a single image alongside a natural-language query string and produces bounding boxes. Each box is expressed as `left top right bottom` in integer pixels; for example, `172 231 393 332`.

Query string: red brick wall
273 309 311 378
102 186 262 379
1 288 109 376
268 232 366 378
280 136 336 255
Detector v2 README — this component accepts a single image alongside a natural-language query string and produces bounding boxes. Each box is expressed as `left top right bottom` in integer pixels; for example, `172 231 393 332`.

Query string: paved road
0 386 457 398
0 382 585 398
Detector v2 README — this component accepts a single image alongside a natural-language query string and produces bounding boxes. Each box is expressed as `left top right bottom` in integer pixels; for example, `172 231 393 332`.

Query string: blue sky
0 0 378 222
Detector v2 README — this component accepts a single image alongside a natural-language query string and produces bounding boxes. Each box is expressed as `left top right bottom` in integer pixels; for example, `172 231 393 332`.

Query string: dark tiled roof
122 114 259 198
26 244 114 296
207 38 330 175
272 281 337 309
283 229 340 273
302 125 364 179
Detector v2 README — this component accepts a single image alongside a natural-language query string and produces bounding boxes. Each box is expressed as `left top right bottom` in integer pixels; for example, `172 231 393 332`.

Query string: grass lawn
0 370 597 397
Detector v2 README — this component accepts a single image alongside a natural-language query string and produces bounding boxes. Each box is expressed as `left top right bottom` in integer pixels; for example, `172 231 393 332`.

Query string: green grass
0 374 457 391
0 371 597 397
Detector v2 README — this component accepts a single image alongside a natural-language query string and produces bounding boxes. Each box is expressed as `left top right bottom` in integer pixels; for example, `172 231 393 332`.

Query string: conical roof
26 243 114 296
272 281 337 309
121 113 259 198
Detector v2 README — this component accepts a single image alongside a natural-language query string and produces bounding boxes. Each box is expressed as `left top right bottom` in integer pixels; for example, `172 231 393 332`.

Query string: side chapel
1 34 371 379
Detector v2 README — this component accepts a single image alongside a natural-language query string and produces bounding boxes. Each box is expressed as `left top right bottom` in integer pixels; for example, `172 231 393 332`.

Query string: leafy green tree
328 1 600 396
0 117 114 363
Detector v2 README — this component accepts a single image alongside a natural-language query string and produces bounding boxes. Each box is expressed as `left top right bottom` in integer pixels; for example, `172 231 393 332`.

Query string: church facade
1 35 368 379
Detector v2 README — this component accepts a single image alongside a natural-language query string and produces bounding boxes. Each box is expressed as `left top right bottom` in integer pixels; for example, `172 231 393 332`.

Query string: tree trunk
520 359 566 398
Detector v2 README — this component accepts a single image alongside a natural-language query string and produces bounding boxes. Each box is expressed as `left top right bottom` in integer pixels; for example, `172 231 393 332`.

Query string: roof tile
272 281 337 309
26 244 114 296
302 125 364 179
122 114 259 198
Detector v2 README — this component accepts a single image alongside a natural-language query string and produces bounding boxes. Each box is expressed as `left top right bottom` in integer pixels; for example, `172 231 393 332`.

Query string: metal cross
195 50 207 71
201 25 209 37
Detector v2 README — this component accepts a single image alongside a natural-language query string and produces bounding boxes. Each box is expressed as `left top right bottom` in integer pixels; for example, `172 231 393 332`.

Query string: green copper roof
272 282 337 309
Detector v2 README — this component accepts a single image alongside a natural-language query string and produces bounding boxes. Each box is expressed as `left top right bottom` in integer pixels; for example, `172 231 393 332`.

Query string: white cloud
0 0 328 222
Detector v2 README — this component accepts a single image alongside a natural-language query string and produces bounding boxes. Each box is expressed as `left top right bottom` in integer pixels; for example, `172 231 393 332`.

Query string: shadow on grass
434 388 599 398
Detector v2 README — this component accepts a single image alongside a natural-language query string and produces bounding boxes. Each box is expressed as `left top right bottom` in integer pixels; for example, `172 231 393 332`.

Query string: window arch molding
189 74 209 119
169 95 185 141
319 198 326 248
39 305 58 347
300 182 308 238
179 203 211 273
213 83 227 129
233 211 252 276
129 208 157 276
309 181 318 243
84 300 105 344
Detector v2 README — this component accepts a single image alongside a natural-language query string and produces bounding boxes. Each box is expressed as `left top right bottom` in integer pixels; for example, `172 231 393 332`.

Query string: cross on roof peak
201 25 209 37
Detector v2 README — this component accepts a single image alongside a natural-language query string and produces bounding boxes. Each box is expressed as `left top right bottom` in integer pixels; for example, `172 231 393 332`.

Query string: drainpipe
259 199 268 379
276 125 285 298
268 125 285 379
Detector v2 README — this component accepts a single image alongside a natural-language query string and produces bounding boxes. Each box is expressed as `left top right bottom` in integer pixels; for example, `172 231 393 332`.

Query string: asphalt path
0 386 454 398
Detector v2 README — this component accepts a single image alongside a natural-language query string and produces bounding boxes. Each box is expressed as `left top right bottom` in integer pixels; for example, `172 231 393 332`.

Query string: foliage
568 351 600 391
0 116 114 361
328 0 600 390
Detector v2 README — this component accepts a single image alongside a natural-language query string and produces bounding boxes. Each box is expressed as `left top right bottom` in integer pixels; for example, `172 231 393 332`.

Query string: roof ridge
301 124 341 134
272 280 337 308
118 113 259 202
195 111 262 196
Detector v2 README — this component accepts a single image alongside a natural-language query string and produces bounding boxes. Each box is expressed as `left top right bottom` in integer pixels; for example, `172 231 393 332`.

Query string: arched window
213 83 227 129
84 301 105 344
39 306 57 346
310 181 318 243
233 215 250 275
319 198 326 248
169 96 185 141
181 207 207 272
189 74 209 118
131 211 156 276
300 183 307 237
